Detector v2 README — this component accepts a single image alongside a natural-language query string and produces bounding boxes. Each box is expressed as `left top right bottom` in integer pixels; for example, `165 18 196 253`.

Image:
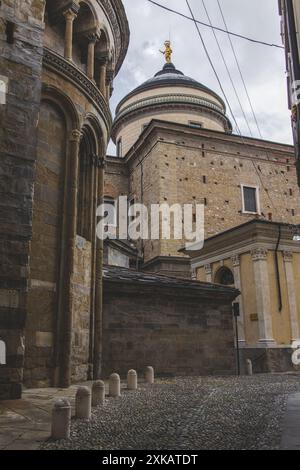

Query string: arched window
77 126 96 241
215 267 235 286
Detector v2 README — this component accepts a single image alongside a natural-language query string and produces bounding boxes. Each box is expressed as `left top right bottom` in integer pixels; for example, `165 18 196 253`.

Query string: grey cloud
108 0 292 153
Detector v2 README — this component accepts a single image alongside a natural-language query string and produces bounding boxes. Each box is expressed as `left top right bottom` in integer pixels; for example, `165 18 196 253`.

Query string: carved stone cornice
43 47 112 132
251 248 268 261
112 94 231 140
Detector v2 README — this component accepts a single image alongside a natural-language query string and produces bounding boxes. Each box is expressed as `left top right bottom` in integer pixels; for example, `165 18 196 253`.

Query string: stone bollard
246 359 253 376
51 398 71 441
127 369 138 391
109 373 121 397
145 366 154 384
75 386 92 420
92 380 106 407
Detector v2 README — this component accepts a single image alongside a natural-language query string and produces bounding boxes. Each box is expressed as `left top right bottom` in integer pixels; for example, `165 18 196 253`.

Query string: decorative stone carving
43 48 112 131
92 154 106 169
283 251 293 263
70 129 82 142
251 248 268 261
231 254 240 267
204 264 212 275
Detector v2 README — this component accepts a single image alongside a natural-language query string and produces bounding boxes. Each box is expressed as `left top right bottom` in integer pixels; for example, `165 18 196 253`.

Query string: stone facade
0 0 129 399
102 266 238 378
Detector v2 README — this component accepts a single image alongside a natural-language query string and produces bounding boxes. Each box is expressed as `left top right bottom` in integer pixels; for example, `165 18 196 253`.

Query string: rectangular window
189 121 203 129
128 198 135 224
241 185 260 214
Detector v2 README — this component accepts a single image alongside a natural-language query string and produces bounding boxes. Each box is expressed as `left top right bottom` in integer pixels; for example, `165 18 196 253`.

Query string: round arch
41 84 81 131
214 267 235 286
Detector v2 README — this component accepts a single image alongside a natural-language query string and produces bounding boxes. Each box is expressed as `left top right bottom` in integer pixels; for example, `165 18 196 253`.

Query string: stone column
87 34 98 81
283 251 300 341
99 60 107 97
63 8 78 61
204 264 212 283
251 248 275 346
231 255 246 344
93 156 106 380
60 129 82 387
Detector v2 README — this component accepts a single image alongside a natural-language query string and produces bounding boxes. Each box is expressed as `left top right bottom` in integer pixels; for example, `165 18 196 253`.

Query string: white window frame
241 184 261 215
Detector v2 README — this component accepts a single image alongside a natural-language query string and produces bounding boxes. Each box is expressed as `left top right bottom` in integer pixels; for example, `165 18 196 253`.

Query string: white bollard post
246 359 253 376
92 380 105 407
109 373 121 397
145 366 154 384
127 370 138 390
75 386 92 419
51 398 71 441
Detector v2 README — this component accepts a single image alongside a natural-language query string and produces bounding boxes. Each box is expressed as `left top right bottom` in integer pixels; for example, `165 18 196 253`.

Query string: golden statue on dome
160 40 173 64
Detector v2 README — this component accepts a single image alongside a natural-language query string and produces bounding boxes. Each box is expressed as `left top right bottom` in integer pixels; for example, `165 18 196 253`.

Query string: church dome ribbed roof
116 62 226 113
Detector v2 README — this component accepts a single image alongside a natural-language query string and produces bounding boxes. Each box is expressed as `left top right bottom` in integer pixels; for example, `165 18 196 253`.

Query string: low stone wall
240 347 300 375
102 267 238 378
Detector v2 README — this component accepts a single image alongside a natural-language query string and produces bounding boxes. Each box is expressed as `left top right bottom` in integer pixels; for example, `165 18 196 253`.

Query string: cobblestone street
40 374 300 451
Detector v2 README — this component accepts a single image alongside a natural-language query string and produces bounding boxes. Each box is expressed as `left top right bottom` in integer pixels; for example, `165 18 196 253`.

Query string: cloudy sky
109 0 291 153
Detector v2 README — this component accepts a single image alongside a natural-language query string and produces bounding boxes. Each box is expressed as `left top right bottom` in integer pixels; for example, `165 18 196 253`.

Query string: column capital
231 254 240 267
251 248 268 261
86 32 99 44
204 264 212 275
92 154 106 169
98 56 108 66
70 129 82 143
63 6 79 22
283 251 293 263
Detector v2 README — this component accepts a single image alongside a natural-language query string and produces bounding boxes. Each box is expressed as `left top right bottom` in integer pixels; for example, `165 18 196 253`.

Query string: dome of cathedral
112 61 232 157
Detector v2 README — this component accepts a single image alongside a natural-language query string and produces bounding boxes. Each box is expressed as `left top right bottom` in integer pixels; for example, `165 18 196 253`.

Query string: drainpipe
275 224 283 312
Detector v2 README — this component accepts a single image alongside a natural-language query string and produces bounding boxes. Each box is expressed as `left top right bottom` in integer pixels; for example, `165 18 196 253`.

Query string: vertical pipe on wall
275 224 283 312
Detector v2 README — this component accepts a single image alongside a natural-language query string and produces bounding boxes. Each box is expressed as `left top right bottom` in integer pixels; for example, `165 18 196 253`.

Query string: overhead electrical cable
185 0 242 136
216 0 263 139
147 0 284 50
201 0 253 137
186 1 282 213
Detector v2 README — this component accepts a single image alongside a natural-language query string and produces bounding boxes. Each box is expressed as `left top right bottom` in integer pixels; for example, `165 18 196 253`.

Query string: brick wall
128 125 300 265
103 276 237 378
